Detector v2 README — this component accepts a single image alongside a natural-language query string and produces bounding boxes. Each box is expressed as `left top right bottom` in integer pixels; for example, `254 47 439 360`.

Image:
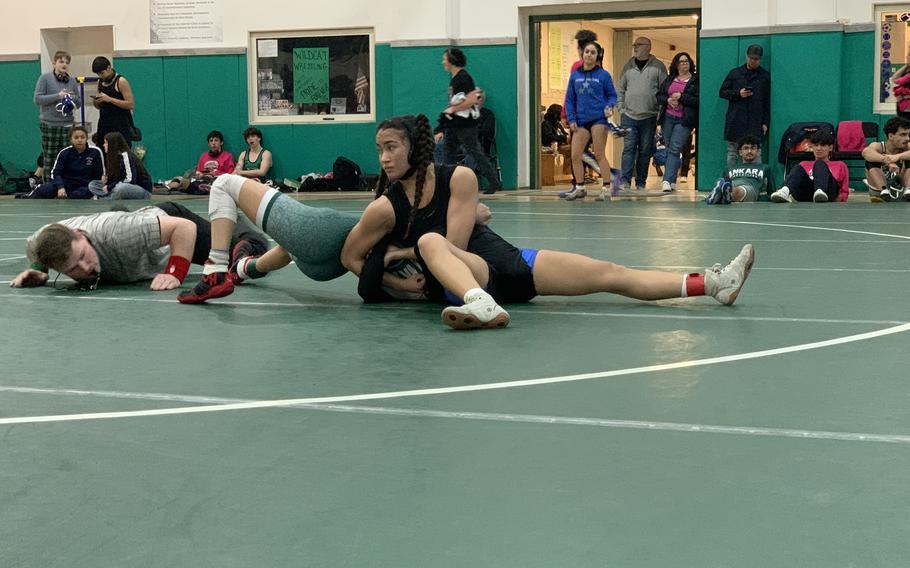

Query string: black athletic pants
783 161 839 202
156 201 268 265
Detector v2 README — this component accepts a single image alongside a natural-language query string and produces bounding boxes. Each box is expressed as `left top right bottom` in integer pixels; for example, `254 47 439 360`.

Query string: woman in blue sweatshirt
89 132 152 199
30 126 104 199
564 41 617 201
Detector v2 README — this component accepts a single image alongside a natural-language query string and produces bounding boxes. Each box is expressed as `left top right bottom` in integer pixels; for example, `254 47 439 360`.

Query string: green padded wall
698 30 885 190
0 60 43 169
0 43 518 188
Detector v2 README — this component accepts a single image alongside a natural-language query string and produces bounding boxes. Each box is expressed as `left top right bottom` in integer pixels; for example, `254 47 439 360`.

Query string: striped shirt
26 207 169 283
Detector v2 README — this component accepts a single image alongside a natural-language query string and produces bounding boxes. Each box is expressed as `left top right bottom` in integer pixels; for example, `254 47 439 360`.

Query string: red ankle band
685 273 705 297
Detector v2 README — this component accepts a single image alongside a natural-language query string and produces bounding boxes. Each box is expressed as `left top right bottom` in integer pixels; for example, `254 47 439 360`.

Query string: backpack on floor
332 156 363 190
0 160 31 194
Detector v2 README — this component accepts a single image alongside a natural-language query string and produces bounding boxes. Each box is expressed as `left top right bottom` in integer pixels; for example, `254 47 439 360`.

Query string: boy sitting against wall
705 135 774 203
861 116 910 202
770 130 849 203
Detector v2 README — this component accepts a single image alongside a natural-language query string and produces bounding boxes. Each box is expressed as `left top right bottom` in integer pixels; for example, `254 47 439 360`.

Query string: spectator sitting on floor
706 135 774 203
861 116 910 202
89 131 152 200
197 130 235 179
23 125 103 199
185 130 235 194
770 130 849 203
234 126 272 183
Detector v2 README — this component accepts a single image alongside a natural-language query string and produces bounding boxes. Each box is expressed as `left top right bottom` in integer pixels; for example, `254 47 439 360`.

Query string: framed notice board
248 28 374 124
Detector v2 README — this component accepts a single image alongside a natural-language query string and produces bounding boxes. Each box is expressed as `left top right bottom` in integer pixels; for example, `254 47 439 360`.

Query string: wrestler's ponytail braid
403 113 434 239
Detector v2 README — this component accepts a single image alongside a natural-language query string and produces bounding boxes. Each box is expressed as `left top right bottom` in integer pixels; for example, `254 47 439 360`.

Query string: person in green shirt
233 126 272 183
706 135 773 203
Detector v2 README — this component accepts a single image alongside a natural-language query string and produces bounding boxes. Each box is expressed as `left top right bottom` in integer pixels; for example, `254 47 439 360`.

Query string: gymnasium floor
1 193 908 567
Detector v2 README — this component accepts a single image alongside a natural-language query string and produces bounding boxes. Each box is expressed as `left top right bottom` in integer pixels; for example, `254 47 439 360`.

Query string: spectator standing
563 41 618 201
616 37 667 190
437 47 502 194
34 51 81 182
719 44 771 166
656 52 699 192
92 56 137 147
560 29 598 123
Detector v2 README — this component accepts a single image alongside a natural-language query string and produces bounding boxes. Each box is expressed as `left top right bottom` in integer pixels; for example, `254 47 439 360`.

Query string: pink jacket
800 160 850 202
894 73 910 111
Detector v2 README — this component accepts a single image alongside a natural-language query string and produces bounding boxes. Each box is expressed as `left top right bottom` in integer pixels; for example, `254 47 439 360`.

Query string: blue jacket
50 145 105 189
565 65 617 126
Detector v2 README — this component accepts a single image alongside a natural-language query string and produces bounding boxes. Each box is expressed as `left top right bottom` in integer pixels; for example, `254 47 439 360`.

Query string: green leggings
261 193 359 281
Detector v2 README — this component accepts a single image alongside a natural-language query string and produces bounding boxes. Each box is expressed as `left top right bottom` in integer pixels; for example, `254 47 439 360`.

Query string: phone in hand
743 86 753 93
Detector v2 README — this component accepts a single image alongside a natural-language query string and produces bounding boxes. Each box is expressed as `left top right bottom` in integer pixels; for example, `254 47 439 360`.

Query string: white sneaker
902 188 910 202
705 244 755 305
441 291 510 330
564 187 586 201
813 189 829 202
770 187 793 203
594 186 610 201
661 180 673 192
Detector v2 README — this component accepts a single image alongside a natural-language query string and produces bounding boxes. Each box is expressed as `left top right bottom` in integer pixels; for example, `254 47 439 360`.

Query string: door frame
527 7 702 189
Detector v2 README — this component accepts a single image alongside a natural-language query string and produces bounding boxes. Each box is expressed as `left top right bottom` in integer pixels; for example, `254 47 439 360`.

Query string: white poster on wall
258 39 278 58
150 0 223 44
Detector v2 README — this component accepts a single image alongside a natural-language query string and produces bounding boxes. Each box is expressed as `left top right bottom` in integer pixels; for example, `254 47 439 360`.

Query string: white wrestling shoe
812 189 829 202
770 187 793 203
441 290 510 330
705 244 755 305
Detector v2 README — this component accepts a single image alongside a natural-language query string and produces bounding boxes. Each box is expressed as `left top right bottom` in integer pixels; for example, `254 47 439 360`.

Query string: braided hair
373 114 435 238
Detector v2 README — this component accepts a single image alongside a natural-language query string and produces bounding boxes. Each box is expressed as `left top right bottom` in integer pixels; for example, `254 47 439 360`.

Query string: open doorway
533 13 699 192
41 26 114 140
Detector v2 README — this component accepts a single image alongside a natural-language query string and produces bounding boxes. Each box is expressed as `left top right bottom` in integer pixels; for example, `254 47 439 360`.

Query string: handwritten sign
293 47 329 104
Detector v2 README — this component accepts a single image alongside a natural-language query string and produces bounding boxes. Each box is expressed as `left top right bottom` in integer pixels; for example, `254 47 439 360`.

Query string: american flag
354 66 369 107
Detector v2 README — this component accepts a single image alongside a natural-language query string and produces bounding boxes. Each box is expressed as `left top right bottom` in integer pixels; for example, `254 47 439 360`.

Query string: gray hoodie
616 56 667 120
34 71 82 126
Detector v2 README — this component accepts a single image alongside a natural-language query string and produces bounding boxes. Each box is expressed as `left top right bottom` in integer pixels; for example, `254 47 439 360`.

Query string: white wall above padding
0 0 448 54
0 0 883 55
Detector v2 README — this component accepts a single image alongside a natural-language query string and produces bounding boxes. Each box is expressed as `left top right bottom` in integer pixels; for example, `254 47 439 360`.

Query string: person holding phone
91 56 137 148
719 44 771 166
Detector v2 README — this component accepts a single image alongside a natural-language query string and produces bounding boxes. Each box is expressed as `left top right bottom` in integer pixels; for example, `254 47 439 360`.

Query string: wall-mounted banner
150 0 223 44
293 47 329 104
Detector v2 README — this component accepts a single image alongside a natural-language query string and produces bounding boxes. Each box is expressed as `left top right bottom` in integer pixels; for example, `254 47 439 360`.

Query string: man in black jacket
719 44 771 166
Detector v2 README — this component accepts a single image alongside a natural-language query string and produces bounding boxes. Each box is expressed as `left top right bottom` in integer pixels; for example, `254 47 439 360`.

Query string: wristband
30 261 47 273
164 255 190 283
